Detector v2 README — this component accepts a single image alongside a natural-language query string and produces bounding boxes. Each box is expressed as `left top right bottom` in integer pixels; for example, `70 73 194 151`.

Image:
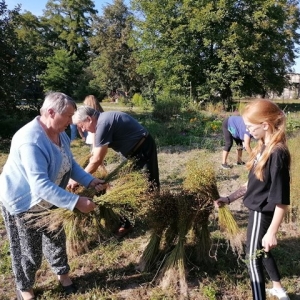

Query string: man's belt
128 133 149 157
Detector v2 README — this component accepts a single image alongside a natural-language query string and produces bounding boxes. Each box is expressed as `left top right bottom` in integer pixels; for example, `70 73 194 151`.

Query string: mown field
1 100 300 300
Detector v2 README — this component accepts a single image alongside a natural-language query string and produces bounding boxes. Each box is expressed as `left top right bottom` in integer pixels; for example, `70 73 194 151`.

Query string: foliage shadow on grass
270 236 300 277
278 103 300 113
186 238 248 287
72 264 153 293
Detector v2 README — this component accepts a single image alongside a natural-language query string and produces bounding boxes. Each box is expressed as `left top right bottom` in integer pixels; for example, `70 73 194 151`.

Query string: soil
0 145 297 300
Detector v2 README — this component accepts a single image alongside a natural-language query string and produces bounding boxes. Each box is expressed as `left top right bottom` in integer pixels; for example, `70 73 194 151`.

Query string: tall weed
287 135 300 222
152 95 183 121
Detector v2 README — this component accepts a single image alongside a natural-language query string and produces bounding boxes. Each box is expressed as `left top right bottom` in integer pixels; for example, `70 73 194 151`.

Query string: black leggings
246 210 281 300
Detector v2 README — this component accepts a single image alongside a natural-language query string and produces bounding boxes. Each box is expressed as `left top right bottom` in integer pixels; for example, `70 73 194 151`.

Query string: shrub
131 93 144 107
0 116 30 139
152 95 183 121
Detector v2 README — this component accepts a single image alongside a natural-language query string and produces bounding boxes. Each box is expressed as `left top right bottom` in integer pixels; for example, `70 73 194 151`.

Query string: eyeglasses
245 123 263 132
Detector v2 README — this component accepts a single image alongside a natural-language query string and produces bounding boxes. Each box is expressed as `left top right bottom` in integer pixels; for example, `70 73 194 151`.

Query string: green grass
1 100 300 299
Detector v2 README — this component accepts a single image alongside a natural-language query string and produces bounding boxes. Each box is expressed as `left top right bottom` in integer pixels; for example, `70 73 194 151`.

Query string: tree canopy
1 0 300 111
131 0 300 104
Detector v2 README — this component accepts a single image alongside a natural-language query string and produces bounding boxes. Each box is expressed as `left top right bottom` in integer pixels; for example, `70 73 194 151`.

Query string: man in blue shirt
70 106 160 237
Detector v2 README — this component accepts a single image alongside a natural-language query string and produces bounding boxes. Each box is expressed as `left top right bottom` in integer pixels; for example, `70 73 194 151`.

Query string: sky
5 0 300 73
5 0 114 16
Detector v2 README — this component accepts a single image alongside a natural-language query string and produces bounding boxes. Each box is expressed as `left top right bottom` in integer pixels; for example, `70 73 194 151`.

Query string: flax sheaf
25 156 149 257
138 158 220 298
184 157 242 254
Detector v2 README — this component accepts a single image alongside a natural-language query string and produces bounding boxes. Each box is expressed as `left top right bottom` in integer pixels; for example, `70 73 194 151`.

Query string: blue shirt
227 116 251 140
0 117 94 215
95 111 147 156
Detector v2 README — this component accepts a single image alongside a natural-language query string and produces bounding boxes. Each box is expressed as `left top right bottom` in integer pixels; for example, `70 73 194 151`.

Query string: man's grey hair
72 106 97 124
40 92 77 114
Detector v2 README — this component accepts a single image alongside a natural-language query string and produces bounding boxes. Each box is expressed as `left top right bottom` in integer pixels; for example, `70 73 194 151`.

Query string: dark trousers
131 134 160 190
246 210 281 300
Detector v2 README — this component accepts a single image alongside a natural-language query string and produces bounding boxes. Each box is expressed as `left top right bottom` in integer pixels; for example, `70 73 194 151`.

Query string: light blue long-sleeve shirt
0 116 94 215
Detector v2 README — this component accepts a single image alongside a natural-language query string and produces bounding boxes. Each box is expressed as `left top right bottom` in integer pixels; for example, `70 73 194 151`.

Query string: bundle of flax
28 159 149 257
138 158 221 298
217 205 243 254
24 208 96 258
184 157 242 255
182 158 218 264
157 192 195 298
93 166 151 234
137 189 177 272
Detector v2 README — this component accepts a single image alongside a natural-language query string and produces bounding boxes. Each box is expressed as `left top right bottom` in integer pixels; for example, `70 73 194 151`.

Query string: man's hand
67 179 79 190
75 197 96 213
89 178 108 192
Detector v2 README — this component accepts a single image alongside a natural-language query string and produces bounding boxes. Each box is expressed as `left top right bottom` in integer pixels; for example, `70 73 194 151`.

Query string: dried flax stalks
217 205 243 254
138 158 218 298
158 193 195 299
27 159 149 257
24 208 95 258
182 159 219 265
184 156 242 254
138 190 177 272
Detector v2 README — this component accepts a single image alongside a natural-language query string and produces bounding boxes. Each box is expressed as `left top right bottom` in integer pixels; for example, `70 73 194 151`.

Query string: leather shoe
62 283 78 295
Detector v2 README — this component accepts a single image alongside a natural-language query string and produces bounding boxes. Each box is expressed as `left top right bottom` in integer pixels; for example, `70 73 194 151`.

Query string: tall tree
0 1 25 111
89 0 139 96
191 0 300 104
131 0 300 106
40 0 97 98
42 0 97 60
14 12 50 102
131 0 204 98
39 49 85 98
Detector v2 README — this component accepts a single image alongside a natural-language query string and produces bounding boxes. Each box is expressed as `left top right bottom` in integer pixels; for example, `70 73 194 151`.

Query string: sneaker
237 161 245 165
221 163 231 169
266 288 290 300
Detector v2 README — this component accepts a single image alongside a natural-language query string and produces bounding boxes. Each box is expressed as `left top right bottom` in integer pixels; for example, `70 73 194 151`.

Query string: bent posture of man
69 106 160 236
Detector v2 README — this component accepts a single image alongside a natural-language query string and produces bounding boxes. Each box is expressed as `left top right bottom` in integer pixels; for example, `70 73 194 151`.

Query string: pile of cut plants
137 157 240 298
26 155 151 258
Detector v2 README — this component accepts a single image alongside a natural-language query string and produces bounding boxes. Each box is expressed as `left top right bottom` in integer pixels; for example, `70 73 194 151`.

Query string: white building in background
269 73 300 99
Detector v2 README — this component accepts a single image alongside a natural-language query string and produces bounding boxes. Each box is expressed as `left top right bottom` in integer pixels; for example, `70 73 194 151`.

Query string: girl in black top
215 99 290 300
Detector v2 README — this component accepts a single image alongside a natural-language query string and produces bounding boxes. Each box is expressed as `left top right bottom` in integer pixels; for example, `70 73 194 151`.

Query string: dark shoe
116 215 133 238
16 290 35 300
237 161 245 165
221 163 231 169
62 283 78 295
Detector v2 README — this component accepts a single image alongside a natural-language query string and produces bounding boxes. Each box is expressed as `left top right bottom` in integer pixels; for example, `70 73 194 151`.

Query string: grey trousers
1 206 70 291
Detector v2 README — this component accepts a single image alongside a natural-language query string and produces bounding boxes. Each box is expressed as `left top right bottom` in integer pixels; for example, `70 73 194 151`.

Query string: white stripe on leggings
249 211 262 300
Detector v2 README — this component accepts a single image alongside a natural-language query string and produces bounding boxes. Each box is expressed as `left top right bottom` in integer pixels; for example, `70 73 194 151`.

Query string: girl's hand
262 231 277 252
214 196 230 208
